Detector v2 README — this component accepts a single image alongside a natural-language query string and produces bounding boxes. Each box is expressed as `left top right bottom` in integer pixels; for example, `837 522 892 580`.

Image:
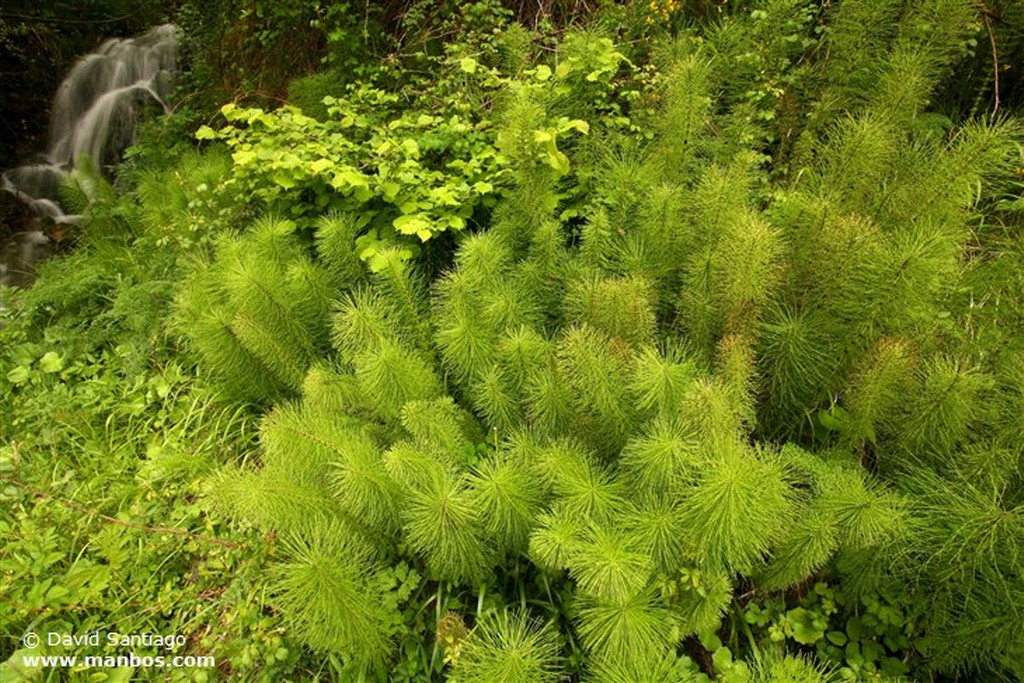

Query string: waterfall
0 24 179 290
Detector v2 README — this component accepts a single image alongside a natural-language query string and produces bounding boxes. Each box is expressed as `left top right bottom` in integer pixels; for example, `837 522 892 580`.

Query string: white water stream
1 24 178 290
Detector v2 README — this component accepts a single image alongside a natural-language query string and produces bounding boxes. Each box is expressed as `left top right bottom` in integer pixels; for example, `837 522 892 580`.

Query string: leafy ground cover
3 1 1024 681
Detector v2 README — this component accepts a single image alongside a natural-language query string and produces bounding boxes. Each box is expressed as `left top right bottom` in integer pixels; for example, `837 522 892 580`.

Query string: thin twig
982 9 1001 115
2 476 243 549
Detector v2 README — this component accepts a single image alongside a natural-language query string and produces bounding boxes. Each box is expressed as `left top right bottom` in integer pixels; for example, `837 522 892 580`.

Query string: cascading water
0 24 179 291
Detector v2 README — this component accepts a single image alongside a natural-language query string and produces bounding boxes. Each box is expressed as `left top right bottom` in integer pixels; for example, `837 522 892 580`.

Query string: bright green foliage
187 12 1024 673
175 216 333 403
451 610 563 683
270 519 396 666
7 3 1024 682
747 650 838 683
575 587 677 672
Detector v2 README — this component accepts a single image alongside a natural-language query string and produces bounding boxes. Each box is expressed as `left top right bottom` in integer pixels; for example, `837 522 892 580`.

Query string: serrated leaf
310 158 333 173
231 149 256 165
393 214 432 237
401 139 420 159
273 172 296 189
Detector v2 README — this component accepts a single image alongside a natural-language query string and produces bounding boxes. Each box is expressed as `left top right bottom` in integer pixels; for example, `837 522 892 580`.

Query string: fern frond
468 448 545 555
629 344 699 420
621 493 687 575
619 416 702 496
679 441 794 573
402 468 493 584
556 325 637 450
315 211 367 286
332 286 403 360
270 518 396 667
575 587 676 671
535 439 626 524
569 521 653 603
454 610 563 683
354 340 442 421
564 274 657 348
529 504 585 573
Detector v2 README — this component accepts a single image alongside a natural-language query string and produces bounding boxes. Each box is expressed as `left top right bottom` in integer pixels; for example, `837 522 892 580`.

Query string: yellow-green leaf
310 158 333 173
232 149 256 165
39 352 64 374
6 366 30 384
394 214 432 237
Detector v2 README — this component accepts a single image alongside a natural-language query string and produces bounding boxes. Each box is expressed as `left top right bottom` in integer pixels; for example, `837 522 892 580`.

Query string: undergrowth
3 1 1024 682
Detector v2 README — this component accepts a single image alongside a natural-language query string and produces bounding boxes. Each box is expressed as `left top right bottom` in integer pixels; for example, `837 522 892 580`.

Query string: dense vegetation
3 1 1024 681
